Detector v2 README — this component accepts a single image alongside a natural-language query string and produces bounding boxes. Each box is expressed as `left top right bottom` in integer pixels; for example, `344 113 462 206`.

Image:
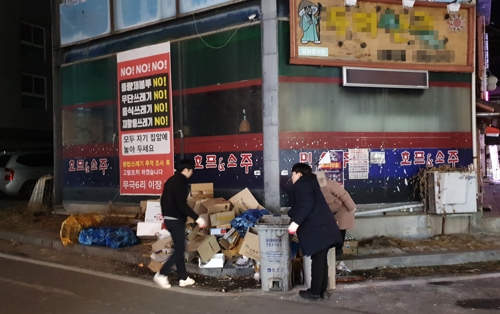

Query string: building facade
53 0 478 223
0 0 53 152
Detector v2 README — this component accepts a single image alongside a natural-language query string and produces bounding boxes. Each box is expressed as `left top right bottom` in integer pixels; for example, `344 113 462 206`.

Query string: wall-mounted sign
117 42 174 195
289 0 474 72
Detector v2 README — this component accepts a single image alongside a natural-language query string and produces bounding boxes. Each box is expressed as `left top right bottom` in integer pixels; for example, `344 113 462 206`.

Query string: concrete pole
261 0 280 213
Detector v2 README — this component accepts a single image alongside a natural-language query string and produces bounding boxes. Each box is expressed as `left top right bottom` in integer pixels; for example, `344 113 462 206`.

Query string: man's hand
196 217 207 228
288 222 299 234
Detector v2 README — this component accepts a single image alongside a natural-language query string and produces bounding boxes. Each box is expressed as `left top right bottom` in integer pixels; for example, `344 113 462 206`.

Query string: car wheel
20 181 37 199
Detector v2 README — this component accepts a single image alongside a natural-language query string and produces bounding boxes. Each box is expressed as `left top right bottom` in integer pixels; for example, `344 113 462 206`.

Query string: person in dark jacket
287 163 342 300
153 159 207 289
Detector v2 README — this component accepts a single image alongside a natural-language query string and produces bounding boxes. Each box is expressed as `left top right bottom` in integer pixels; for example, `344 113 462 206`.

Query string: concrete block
442 215 470 235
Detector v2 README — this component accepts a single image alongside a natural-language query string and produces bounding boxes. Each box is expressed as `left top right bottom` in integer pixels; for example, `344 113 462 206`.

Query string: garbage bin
254 215 292 292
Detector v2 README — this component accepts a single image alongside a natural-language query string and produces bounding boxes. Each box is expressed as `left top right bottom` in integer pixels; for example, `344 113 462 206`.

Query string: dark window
20 21 45 61
16 153 53 167
21 74 46 110
0 155 12 167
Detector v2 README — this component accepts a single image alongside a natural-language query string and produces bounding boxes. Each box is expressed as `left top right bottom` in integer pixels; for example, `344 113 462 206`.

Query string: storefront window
179 0 235 14
113 0 176 31
173 86 262 137
279 83 471 132
60 0 111 45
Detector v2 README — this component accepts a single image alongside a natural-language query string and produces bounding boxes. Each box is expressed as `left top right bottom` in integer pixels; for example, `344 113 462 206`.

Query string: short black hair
291 162 312 176
175 158 195 172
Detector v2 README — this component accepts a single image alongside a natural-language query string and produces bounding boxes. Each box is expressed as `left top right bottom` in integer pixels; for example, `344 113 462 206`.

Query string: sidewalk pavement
1 228 500 279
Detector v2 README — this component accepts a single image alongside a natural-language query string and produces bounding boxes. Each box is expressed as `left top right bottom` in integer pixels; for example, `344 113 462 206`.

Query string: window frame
20 21 46 61
21 73 47 111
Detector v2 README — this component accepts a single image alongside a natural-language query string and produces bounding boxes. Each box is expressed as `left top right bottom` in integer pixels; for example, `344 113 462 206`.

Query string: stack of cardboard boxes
139 183 265 272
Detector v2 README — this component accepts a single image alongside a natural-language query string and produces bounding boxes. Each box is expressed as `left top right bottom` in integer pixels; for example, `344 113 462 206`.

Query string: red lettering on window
227 154 237 168
206 154 217 169
218 157 226 171
240 153 253 174
68 160 76 172
194 155 204 169
447 150 459 168
414 151 425 165
99 158 108 175
299 152 312 164
76 159 85 171
435 150 445 164
400 151 412 166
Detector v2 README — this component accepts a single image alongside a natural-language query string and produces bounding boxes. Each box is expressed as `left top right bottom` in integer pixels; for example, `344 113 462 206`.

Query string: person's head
175 159 195 179
291 162 312 184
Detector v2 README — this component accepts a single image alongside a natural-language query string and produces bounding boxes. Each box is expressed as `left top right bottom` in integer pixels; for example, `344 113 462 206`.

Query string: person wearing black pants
153 159 206 289
287 163 343 300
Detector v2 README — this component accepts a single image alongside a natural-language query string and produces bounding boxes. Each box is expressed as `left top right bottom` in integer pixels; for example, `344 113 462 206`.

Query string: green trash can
254 215 292 292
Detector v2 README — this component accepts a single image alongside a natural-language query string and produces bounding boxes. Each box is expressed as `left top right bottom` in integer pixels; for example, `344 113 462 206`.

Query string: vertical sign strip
117 42 174 195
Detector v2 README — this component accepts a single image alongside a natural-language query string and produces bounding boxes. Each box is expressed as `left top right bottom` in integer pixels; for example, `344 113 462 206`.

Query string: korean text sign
117 42 174 195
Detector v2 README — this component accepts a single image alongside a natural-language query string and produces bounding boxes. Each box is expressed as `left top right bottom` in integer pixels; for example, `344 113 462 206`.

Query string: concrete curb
0 230 254 278
1 230 499 277
343 249 500 271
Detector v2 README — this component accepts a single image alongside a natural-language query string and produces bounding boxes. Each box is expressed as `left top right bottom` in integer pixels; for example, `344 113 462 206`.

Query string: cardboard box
197 235 221 262
221 237 244 258
229 188 264 215
239 227 260 261
191 183 214 199
210 211 235 228
206 202 231 216
186 235 206 252
136 222 162 236
199 198 228 214
144 200 163 222
218 227 240 250
199 253 225 268
343 240 358 255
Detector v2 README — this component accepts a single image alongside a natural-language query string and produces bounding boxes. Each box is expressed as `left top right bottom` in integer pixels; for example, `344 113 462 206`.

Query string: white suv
0 151 53 198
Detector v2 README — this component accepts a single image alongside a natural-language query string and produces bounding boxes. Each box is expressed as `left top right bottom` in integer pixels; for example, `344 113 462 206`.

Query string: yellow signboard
290 0 474 72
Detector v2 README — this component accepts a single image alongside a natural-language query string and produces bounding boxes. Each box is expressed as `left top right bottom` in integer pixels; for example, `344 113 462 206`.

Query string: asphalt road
0 197 26 210
1 253 500 314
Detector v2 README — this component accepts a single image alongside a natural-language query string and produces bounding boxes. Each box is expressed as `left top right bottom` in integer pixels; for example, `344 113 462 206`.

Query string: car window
15 153 54 167
0 155 12 167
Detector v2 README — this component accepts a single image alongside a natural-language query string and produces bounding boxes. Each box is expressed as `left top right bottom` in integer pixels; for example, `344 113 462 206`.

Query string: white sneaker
153 272 171 289
179 276 195 287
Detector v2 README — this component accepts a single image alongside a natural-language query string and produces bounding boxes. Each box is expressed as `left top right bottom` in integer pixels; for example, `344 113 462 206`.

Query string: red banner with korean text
117 42 174 195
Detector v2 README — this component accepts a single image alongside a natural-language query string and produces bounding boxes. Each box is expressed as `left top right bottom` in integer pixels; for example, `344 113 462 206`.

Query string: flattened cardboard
210 211 235 228
239 227 260 261
197 235 221 262
148 260 164 272
191 183 214 199
151 237 173 252
186 224 201 242
229 188 264 215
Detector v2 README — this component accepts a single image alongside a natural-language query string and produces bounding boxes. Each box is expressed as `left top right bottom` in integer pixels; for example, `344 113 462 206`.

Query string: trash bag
231 209 270 237
60 213 104 246
79 226 139 249
106 226 139 249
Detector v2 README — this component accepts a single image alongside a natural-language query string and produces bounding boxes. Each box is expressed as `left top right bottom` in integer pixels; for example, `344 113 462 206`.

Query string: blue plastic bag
79 226 138 249
230 209 270 237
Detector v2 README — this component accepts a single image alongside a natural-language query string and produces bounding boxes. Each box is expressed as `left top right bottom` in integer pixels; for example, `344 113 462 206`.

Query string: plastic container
254 215 292 292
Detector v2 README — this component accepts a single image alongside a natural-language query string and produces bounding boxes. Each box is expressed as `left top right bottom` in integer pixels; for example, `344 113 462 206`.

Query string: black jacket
288 174 342 256
160 172 199 224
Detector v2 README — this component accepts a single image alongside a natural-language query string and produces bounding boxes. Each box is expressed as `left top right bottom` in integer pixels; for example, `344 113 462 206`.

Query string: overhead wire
192 13 252 49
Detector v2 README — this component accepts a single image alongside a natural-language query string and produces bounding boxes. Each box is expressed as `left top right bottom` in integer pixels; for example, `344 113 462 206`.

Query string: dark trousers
310 247 329 295
159 219 187 280
335 229 347 256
